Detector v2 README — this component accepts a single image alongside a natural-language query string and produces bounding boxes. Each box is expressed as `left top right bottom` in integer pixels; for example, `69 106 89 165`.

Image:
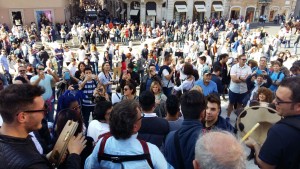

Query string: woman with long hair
93 83 110 102
150 81 167 117
74 62 86 81
98 62 113 96
90 44 99 75
55 109 93 169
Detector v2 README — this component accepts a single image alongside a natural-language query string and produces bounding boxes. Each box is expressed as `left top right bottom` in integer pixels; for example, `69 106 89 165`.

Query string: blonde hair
90 44 97 52
150 81 162 93
191 85 203 94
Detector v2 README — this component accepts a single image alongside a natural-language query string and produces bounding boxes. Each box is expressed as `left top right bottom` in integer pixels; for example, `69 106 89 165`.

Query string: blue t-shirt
269 71 284 92
30 74 53 100
195 79 218 96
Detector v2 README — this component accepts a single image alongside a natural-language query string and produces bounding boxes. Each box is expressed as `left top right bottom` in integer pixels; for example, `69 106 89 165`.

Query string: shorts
229 90 247 104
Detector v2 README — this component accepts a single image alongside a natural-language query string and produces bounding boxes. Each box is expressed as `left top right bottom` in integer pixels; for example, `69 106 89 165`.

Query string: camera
110 80 118 85
98 88 103 92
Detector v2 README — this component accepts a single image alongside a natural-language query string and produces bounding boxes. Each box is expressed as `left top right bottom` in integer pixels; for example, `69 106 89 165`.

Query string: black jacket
0 134 81 169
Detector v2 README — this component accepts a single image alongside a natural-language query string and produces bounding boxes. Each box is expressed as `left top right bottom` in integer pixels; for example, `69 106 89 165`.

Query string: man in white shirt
160 54 175 97
227 54 252 120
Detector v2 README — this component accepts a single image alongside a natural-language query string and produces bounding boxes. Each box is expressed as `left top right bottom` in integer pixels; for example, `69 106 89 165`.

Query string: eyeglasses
260 60 266 62
72 105 81 111
274 95 294 105
137 113 145 121
21 104 48 115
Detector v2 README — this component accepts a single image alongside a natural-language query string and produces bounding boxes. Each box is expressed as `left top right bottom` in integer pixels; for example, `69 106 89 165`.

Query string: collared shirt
229 63 252 94
144 113 157 118
85 133 173 169
87 120 110 142
195 79 218 96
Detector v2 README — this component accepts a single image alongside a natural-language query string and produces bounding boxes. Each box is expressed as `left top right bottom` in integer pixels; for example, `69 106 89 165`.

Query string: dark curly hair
109 100 139 139
257 87 273 103
0 84 45 123
56 109 83 136
93 101 112 121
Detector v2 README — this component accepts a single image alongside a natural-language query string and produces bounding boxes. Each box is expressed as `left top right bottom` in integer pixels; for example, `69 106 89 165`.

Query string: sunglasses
19 70 26 72
124 88 129 91
241 59 247 61
38 68 45 70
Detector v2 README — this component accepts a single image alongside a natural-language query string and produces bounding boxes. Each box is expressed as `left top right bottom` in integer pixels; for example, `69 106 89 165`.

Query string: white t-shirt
77 49 86 62
68 64 77 76
162 68 174 88
111 92 122 105
87 120 110 142
64 50 73 63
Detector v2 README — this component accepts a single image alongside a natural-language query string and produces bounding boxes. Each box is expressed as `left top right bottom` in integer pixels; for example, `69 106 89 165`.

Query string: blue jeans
285 40 290 48
91 62 98 75
57 60 63 77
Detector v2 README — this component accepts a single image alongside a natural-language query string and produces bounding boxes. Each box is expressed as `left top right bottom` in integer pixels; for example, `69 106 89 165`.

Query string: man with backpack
159 54 175 97
85 100 171 169
246 76 300 169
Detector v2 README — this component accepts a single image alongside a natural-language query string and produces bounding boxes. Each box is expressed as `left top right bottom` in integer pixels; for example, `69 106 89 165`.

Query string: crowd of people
0 15 300 169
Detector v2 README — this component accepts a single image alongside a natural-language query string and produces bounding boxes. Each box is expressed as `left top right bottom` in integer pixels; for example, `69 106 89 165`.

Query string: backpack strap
98 133 111 161
116 93 120 99
138 139 154 169
97 135 154 169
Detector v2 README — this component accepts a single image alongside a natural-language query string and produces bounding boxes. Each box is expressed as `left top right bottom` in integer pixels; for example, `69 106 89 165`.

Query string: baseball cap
203 69 211 75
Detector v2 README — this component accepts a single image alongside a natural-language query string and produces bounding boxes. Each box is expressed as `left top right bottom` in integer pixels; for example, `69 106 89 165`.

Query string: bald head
194 131 246 169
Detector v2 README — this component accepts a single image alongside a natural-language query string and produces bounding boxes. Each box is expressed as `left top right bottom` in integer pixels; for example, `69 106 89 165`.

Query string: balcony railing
258 0 272 3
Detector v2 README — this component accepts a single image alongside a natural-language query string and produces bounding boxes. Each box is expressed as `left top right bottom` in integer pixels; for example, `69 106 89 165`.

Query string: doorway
11 11 23 26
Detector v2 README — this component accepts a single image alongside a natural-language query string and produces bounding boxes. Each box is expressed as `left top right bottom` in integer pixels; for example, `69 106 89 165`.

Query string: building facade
116 0 296 24
0 0 70 27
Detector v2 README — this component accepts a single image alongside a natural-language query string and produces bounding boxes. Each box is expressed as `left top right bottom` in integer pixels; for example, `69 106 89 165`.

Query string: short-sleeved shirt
162 69 174 88
30 74 53 100
269 71 285 92
195 79 218 96
81 80 97 106
98 72 112 94
229 64 252 94
259 116 300 169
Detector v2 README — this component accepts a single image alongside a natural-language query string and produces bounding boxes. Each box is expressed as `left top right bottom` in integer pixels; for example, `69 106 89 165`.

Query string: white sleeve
162 69 170 77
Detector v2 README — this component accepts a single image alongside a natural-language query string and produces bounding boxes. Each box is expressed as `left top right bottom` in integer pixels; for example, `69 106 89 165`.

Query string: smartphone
64 72 70 80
